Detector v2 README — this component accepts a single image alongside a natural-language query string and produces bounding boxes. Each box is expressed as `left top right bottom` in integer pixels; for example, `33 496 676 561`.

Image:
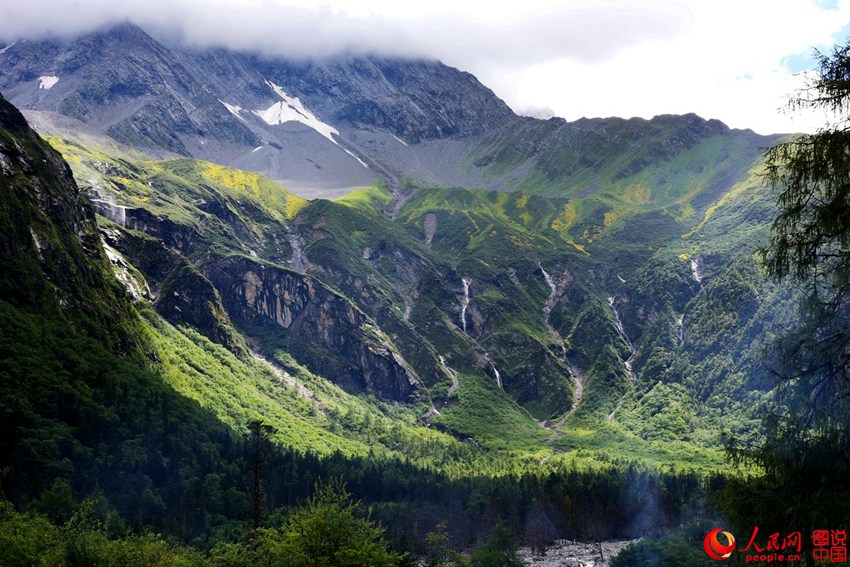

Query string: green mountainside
37 106 791 469
0 93 741 562
0 60 800 562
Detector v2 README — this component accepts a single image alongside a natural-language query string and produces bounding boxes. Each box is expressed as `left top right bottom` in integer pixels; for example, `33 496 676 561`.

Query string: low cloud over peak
2 0 849 134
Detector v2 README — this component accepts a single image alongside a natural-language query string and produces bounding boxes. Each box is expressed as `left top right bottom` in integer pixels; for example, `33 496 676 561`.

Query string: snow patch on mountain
220 100 247 122
38 76 59 90
0 42 16 55
343 148 369 169
256 80 339 144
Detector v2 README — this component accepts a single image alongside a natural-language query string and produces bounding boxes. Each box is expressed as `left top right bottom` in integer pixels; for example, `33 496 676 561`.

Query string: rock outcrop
208 255 419 401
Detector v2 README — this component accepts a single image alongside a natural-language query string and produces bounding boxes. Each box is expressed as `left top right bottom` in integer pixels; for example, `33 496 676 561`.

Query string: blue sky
2 0 850 134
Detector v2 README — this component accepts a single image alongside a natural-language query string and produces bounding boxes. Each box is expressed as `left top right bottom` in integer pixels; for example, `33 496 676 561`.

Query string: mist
2 1 847 133
0 0 690 66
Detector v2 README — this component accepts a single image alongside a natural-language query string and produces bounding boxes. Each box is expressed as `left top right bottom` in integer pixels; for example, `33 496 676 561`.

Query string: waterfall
287 231 305 272
492 366 503 389
460 278 471 333
439 355 459 395
690 257 703 283
677 314 684 346
90 199 126 227
540 264 556 293
608 296 634 350
608 296 636 382
539 263 585 412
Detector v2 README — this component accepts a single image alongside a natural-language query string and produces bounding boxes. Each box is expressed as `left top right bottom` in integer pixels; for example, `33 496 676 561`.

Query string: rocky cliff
207 255 420 402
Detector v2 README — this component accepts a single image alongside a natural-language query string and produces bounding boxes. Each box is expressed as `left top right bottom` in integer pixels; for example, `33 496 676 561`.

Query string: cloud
0 0 691 65
1 0 849 133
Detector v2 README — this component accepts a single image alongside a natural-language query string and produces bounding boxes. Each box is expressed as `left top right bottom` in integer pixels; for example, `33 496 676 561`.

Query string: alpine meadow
0 11 849 567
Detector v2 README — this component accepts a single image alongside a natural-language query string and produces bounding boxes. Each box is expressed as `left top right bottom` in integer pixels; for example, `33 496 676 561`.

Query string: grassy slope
41 132 785 475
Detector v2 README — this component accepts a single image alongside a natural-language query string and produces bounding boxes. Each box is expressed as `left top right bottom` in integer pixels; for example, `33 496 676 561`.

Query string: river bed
517 539 638 567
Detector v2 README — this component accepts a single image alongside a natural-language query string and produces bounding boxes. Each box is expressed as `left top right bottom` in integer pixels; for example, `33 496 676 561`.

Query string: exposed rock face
252 55 518 144
91 199 201 255
208 256 419 401
0 92 136 350
0 23 260 155
156 260 247 355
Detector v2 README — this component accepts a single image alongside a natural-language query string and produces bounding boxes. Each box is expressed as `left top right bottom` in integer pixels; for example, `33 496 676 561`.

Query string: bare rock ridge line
539 264 584 415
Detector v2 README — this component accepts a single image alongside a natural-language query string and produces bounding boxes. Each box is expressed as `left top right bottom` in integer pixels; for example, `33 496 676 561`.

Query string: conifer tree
726 38 850 533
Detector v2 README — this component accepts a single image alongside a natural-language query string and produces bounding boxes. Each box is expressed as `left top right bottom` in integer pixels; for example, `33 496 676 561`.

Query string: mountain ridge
0 22 778 204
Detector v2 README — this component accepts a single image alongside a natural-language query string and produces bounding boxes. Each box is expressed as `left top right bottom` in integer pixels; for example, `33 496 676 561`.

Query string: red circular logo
704 528 736 560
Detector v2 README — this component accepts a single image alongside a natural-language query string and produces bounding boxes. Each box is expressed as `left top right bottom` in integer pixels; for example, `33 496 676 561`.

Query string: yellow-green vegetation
6 94 775 563
623 183 652 205
143 311 475 466
550 200 578 234
335 184 392 215
46 137 306 226
196 161 307 219
682 165 766 239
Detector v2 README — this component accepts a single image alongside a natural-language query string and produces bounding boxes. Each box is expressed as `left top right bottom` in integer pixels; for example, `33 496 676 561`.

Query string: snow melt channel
608 296 636 382
539 264 585 415
440 355 460 395
460 278 471 334
220 100 246 121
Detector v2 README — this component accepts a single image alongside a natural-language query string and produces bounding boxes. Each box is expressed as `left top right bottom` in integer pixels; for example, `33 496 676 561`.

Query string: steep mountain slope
0 22 795 463
0 23 777 209
0 90 249 530
41 120 789 468
0 92 504 540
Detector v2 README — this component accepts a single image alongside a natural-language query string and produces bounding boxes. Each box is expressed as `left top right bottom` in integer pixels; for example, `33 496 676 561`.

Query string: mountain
0 21 791 438
0 24 774 203
0 21 799 561
0 23 517 196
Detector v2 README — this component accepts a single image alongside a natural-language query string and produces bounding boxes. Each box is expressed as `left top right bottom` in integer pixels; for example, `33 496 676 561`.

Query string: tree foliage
279 478 399 567
727 39 850 532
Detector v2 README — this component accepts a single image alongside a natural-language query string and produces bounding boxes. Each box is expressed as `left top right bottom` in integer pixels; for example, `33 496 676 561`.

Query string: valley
0 21 807 565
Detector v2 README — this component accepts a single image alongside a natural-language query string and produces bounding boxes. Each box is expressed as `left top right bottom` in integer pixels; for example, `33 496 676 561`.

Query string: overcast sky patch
1 0 849 134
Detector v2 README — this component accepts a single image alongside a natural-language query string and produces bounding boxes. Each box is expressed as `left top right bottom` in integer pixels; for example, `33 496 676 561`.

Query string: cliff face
208 256 419 401
0 92 137 350
251 54 518 144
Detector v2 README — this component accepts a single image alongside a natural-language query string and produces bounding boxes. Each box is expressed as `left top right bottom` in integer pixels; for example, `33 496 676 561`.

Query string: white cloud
1 0 849 133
